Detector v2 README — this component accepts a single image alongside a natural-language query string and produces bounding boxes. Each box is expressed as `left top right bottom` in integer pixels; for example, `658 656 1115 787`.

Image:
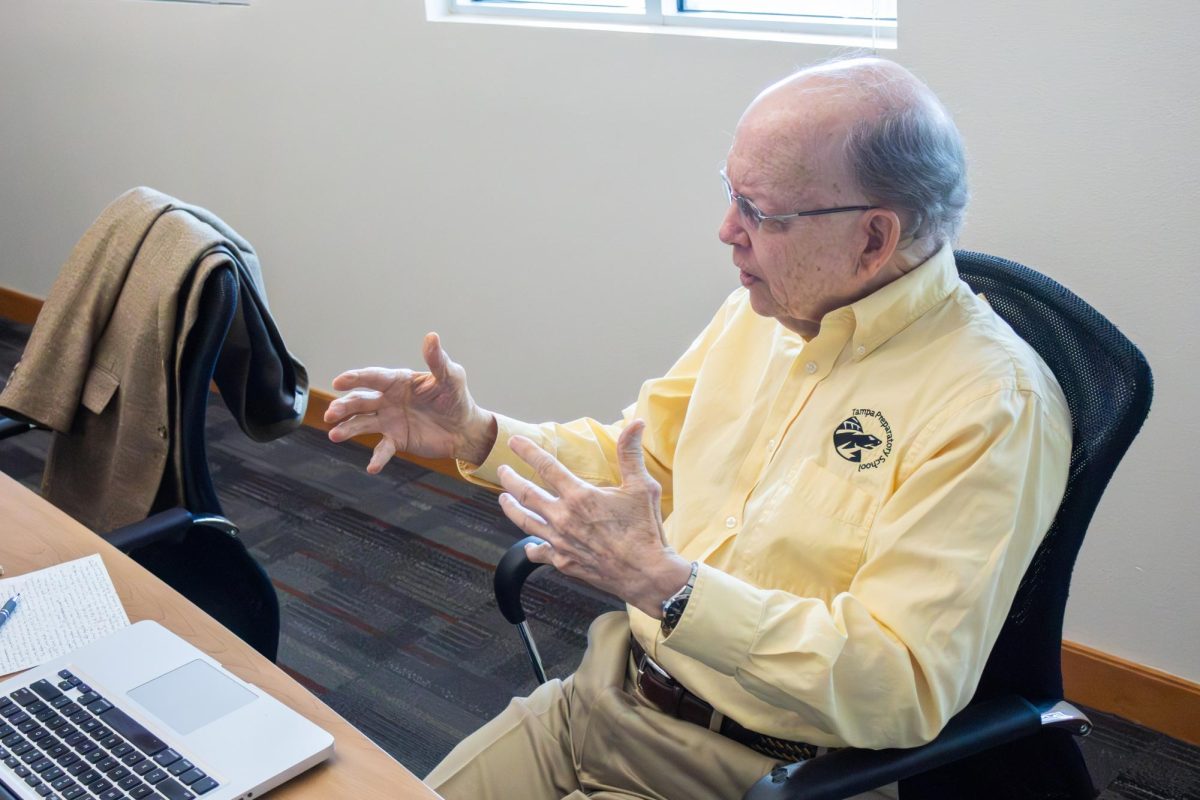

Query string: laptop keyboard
0 671 220 800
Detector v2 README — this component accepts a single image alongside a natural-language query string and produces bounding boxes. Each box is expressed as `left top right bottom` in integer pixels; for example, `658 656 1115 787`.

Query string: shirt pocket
747 459 877 599
790 458 876 529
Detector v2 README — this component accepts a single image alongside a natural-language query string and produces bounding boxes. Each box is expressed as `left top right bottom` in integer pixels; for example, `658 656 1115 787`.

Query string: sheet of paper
0 554 130 674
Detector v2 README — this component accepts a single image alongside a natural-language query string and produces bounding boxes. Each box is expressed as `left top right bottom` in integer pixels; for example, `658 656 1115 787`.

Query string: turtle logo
833 417 880 462
833 410 894 470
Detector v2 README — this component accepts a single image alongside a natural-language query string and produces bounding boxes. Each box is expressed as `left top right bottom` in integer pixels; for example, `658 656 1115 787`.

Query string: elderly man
325 57 1070 800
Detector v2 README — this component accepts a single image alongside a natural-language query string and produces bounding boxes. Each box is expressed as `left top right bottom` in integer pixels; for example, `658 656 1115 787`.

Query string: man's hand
324 332 497 473
497 420 693 618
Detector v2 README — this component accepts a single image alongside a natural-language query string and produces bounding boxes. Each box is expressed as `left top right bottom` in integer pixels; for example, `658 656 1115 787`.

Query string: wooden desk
0 472 441 800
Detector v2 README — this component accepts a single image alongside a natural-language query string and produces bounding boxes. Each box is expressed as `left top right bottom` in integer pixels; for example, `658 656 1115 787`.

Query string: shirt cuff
456 413 555 488
660 563 764 676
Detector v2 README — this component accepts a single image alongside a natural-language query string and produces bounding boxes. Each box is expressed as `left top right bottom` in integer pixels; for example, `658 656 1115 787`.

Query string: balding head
739 57 968 248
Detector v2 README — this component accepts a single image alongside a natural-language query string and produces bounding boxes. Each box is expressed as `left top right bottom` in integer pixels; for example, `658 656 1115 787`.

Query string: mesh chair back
138 264 281 660
161 265 239 514
953 251 1153 703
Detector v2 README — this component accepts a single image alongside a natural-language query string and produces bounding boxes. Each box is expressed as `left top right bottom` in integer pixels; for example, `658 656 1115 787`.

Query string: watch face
660 562 698 636
661 596 688 635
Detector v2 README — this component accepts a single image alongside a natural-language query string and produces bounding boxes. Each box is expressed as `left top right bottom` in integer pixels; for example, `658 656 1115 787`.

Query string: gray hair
793 57 970 245
845 93 970 244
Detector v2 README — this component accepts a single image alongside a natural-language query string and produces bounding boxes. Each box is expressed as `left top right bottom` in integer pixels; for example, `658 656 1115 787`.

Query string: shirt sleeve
660 385 1072 748
457 291 744 519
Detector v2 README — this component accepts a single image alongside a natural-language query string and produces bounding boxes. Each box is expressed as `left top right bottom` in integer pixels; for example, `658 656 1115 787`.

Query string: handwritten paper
0 555 130 674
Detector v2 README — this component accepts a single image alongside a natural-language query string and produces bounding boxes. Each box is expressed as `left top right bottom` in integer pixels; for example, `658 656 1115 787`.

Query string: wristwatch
660 561 699 636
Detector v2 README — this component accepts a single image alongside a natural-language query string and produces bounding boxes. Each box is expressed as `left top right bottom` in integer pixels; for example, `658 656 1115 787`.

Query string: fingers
331 367 407 393
327 412 385 443
499 493 552 539
508 436 584 495
497 464 556 518
524 539 555 565
323 388 384 425
366 436 397 474
496 461 561 564
617 419 663 528
422 332 450 382
616 419 650 486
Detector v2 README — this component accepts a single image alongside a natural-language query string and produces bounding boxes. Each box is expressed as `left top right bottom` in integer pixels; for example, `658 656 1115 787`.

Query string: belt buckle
636 648 672 687
636 648 685 719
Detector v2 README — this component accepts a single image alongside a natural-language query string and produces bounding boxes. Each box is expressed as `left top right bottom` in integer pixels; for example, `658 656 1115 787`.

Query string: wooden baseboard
1062 641 1200 745
0 286 43 326
2 283 1198 745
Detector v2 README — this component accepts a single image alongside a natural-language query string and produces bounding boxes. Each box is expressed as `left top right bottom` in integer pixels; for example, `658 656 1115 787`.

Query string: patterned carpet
0 317 1198 798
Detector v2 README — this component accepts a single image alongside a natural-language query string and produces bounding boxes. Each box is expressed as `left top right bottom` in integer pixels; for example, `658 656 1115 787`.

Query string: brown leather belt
630 636 818 762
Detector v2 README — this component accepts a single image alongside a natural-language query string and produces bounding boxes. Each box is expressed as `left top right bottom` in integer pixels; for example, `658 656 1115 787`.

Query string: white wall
1 0 1197 682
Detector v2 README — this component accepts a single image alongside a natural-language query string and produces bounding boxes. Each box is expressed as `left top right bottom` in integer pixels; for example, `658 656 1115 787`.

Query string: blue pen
0 593 20 631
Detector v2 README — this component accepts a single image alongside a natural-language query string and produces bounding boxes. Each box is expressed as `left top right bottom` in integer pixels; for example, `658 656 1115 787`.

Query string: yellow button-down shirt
463 245 1071 749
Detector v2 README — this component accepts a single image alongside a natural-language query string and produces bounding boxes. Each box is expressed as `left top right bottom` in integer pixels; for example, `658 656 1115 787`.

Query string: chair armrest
103 508 239 552
0 414 37 440
494 535 547 624
743 695 1053 800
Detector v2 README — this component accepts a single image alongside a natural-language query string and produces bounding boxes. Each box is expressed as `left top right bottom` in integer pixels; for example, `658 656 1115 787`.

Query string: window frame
426 0 898 48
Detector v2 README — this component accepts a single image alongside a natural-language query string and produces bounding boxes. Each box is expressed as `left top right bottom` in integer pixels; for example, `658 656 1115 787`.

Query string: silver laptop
0 620 334 800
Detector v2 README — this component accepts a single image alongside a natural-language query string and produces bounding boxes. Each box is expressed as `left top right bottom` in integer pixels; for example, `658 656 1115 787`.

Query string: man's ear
857 209 902 278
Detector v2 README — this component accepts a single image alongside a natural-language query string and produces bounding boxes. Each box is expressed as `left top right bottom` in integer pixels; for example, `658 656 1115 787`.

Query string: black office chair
1 265 285 661
493 251 1154 800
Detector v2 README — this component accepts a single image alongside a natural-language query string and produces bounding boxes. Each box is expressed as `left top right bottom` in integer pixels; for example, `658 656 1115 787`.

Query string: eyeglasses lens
739 198 763 228
722 176 761 229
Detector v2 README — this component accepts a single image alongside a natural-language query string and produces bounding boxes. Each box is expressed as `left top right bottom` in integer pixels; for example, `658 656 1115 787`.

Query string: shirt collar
844 243 960 361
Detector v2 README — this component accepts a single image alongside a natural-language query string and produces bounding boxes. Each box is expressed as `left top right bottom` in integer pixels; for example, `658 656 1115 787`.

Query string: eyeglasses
720 170 878 231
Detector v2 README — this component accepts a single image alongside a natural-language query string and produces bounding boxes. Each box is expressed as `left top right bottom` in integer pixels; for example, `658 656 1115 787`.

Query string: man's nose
718 202 748 246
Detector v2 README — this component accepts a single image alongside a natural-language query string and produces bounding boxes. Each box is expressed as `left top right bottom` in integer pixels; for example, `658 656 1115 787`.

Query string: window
426 1 898 46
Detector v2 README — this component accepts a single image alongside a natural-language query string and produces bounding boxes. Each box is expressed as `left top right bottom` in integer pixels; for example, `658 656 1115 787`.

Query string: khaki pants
426 612 897 800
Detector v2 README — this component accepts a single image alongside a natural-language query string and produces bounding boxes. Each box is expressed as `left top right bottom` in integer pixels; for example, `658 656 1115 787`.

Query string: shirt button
767 439 776 451
805 361 818 374
856 345 866 357
725 516 737 529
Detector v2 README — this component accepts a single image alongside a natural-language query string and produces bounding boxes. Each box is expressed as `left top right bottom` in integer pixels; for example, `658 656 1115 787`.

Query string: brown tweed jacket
0 187 307 532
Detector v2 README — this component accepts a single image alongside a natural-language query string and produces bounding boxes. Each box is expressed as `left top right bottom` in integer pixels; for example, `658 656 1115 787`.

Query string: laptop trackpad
128 659 257 735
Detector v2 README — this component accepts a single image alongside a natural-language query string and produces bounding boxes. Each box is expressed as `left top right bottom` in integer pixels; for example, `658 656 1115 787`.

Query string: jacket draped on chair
0 186 308 533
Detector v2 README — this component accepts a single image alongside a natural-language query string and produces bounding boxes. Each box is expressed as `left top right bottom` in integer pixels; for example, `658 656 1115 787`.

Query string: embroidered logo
833 409 894 471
